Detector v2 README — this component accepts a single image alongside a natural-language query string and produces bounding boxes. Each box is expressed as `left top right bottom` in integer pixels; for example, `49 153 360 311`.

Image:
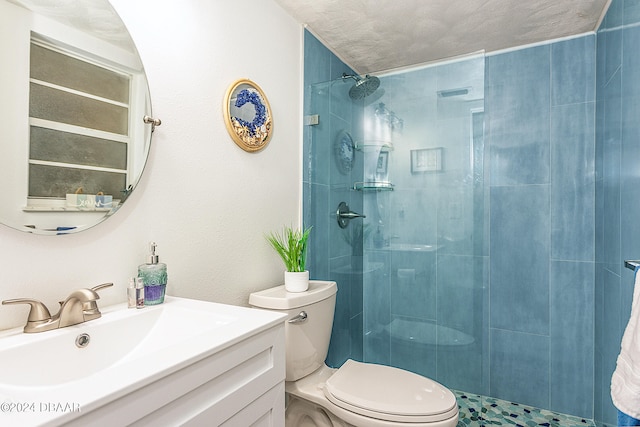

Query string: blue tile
490 328 550 409
602 29 623 95
601 268 623 425
326 257 353 367
596 30 608 99
329 187 357 259
624 0 640 26
620 97 640 271
594 341 604 424
305 183 330 279
620 268 635 330
621 26 640 99
303 30 331 87
549 261 595 418
387 188 438 248
436 255 488 394
307 81 331 185
330 79 354 128
550 102 595 262
437 182 486 257
389 316 438 380
594 264 605 422
490 185 550 335
349 267 364 318
602 97 622 273
350 312 363 361
551 36 596 106
599 0 622 29
390 250 437 321
363 250 391 364
437 337 484 393
437 255 487 333
487 46 551 185
595 101 605 265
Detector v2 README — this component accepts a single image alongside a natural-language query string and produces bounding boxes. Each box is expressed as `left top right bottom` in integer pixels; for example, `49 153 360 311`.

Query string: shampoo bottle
138 242 167 305
127 277 136 308
136 277 145 308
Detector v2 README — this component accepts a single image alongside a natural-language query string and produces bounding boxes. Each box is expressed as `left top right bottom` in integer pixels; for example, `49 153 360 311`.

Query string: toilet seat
323 360 458 423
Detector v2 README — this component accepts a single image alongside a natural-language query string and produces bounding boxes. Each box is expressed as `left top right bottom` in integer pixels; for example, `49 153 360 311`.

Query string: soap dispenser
138 242 167 305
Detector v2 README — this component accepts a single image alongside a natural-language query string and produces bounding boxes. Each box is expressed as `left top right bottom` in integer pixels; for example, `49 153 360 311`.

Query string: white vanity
0 297 286 426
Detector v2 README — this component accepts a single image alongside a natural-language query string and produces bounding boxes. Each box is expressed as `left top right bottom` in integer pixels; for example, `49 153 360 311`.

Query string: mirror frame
1 0 156 236
223 79 272 153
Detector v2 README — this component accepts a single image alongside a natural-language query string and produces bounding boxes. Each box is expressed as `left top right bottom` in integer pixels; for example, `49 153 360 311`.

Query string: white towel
611 268 640 419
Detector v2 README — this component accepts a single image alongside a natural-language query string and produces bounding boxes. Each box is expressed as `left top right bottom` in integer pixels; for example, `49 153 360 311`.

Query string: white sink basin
0 296 285 426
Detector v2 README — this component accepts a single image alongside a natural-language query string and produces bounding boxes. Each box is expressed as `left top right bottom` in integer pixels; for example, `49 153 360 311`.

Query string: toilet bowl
249 281 459 427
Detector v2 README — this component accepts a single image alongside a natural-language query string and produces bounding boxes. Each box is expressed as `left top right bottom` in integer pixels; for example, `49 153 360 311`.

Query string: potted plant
266 225 312 292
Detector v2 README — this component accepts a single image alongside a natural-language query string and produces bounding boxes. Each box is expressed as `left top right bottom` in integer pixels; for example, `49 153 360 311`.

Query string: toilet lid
323 359 458 423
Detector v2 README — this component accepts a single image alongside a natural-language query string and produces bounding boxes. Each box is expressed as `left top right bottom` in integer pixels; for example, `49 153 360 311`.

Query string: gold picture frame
223 79 273 152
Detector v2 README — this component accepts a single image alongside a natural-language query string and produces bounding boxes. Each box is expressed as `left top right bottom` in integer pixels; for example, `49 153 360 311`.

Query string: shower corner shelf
354 141 394 152
353 181 394 192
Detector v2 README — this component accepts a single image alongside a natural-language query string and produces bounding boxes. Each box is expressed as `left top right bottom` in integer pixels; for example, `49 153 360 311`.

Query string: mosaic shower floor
455 391 595 426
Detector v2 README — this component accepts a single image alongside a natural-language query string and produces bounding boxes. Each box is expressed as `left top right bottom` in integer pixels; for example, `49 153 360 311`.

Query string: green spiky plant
266 226 312 272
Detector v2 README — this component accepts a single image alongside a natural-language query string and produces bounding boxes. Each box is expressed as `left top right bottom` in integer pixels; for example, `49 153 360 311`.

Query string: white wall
0 0 302 330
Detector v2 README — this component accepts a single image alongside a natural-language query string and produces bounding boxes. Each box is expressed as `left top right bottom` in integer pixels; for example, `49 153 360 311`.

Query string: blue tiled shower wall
302 0 640 424
595 0 640 425
486 36 596 417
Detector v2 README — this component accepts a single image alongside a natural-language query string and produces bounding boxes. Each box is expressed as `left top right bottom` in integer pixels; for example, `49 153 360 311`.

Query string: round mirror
0 0 156 235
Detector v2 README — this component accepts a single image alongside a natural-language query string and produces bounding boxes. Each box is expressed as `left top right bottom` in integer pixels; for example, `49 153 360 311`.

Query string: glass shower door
360 55 488 397
303 76 366 366
303 54 487 399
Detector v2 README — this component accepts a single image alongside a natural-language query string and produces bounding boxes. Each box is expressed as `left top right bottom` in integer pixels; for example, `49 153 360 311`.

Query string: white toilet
249 280 459 427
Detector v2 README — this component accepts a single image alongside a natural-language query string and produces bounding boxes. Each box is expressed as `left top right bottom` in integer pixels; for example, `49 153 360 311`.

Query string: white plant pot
284 270 309 292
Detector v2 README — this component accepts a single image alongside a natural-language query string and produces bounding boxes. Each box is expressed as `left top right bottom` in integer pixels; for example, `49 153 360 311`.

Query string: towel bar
624 260 640 270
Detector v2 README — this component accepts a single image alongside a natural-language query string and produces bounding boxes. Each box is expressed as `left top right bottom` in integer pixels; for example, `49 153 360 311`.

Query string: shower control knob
336 202 366 229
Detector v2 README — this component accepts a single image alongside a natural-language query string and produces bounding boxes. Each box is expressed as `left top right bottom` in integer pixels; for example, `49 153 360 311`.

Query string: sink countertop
0 296 286 426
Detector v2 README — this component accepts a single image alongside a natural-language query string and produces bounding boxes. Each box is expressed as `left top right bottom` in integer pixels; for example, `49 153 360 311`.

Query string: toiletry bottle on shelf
127 277 136 308
138 242 167 305
135 277 145 308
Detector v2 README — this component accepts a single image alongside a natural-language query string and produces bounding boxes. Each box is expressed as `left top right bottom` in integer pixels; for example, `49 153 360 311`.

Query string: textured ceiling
274 0 610 74
7 0 135 53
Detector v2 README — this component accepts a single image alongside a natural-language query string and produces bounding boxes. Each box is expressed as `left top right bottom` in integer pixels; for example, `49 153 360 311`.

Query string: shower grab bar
624 260 640 270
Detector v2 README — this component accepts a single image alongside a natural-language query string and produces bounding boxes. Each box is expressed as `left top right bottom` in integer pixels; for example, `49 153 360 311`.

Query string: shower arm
342 73 360 82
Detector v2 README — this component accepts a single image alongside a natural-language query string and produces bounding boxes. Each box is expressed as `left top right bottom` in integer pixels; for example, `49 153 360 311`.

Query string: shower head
342 73 381 100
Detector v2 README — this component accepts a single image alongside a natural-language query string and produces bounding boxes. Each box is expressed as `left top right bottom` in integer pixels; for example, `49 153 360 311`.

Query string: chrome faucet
2 283 113 333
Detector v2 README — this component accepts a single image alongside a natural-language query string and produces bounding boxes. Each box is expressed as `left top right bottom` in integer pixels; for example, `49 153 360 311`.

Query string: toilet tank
249 281 337 381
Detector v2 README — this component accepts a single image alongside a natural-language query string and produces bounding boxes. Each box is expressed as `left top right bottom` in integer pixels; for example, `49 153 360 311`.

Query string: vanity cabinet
66 322 285 426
